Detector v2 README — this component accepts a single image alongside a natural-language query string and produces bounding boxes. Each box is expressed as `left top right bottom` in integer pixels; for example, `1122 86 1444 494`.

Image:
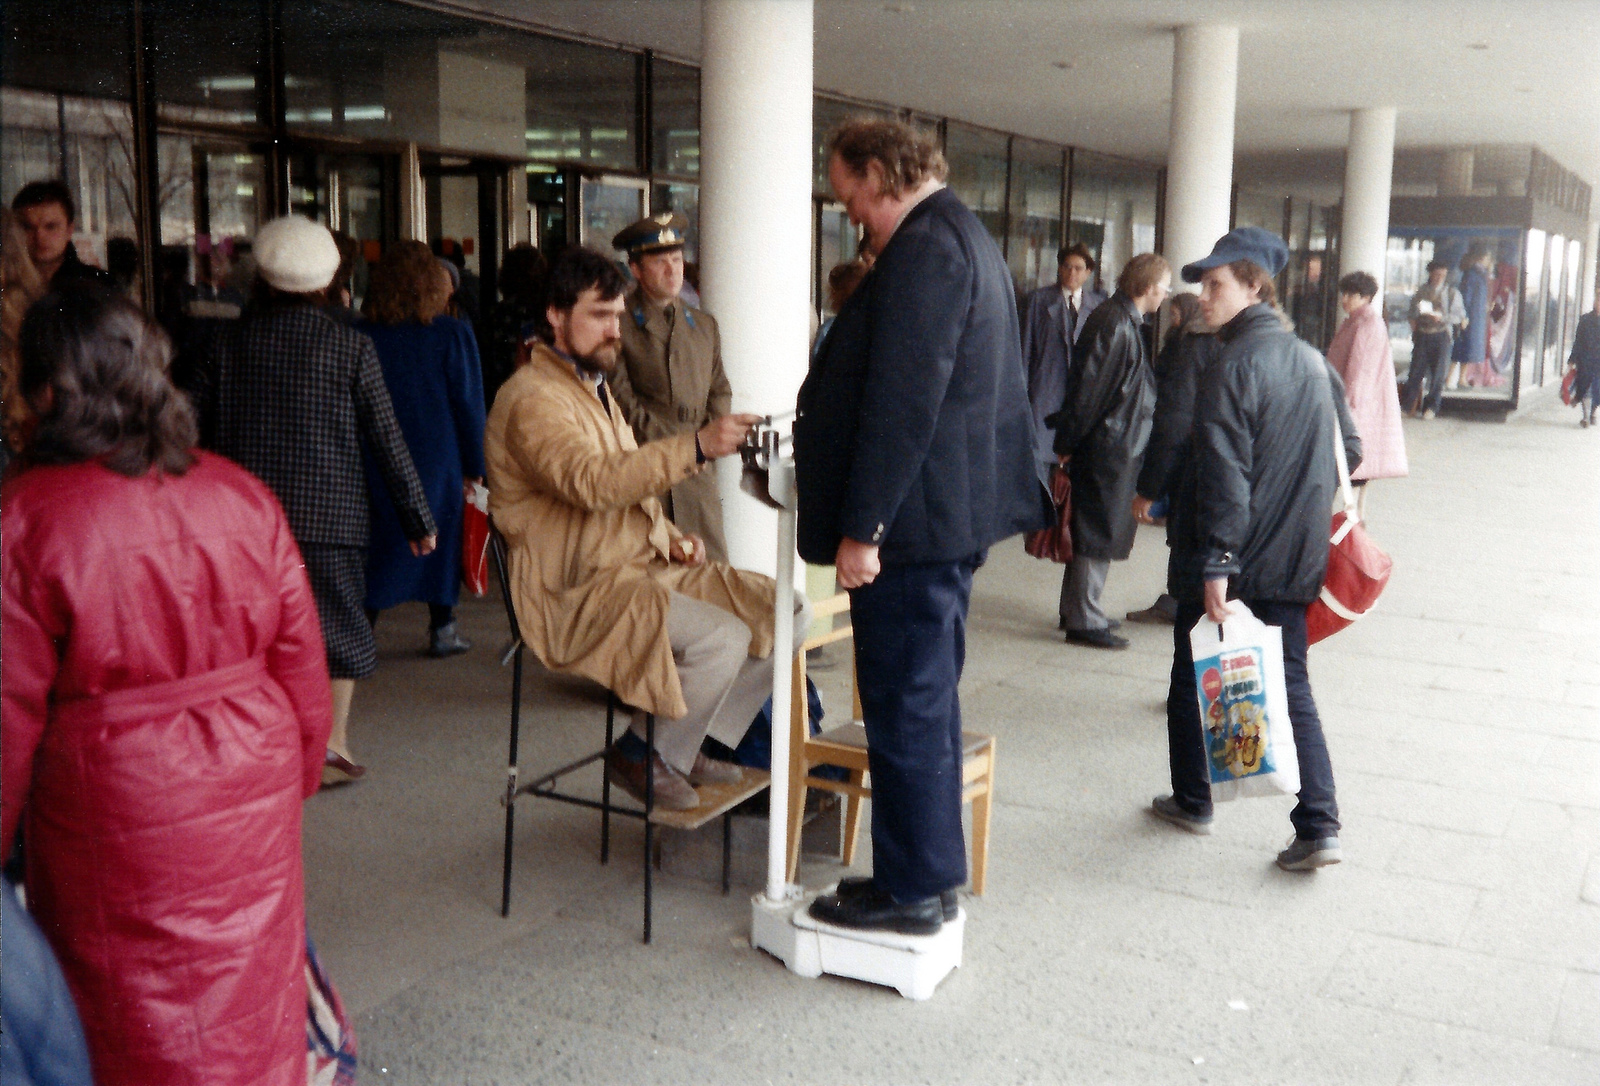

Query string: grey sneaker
1150 794 1213 835
1276 835 1342 871
427 622 472 658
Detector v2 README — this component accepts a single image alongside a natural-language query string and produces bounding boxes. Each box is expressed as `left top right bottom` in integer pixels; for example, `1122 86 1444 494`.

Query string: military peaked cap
613 212 689 256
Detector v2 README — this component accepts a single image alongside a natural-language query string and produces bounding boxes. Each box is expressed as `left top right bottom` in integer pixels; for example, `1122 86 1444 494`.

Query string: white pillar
1583 219 1598 306
1341 107 1397 296
699 0 814 577
1163 25 1238 285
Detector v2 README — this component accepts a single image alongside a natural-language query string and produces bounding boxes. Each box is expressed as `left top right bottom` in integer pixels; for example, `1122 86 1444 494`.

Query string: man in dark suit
795 118 1047 935
1021 242 1107 469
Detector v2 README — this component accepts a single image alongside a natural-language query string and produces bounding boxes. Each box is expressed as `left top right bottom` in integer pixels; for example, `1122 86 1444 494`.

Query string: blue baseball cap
1180 226 1290 283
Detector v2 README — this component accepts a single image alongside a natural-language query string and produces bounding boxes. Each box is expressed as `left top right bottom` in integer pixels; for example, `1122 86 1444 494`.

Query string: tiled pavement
306 390 1599 1084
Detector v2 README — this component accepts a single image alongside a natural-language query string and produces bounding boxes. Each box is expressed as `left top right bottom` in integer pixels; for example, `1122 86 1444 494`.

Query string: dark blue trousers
849 556 979 903
1166 599 1340 840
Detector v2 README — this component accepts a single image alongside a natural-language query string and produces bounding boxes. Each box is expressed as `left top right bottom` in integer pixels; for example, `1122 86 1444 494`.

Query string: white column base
750 884 965 1001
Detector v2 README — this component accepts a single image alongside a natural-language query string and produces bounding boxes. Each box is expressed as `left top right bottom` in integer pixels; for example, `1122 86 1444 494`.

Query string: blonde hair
363 240 452 325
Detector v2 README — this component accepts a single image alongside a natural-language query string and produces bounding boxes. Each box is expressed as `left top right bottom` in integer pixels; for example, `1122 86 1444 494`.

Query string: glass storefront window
1544 234 1566 376
814 202 860 319
1388 226 1521 398
945 123 1007 247
151 0 266 128
283 0 637 167
1069 150 1158 294
650 181 700 268
1565 237 1583 361
1 0 132 103
652 60 699 178
1006 137 1063 293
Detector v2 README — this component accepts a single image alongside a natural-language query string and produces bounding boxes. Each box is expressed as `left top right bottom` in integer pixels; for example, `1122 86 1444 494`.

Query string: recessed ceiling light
1467 41 1490 50
1052 60 1074 70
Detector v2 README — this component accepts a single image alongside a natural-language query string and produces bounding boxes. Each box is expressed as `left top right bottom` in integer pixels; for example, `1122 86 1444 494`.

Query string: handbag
307 936 357 1086
462 482 490 597
1561 367 1578 406
1306 419 1392 646
1024 463 1073 563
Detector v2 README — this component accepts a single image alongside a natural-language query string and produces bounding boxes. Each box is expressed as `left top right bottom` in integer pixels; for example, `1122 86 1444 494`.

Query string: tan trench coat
485 343 774 720
609 286 733 562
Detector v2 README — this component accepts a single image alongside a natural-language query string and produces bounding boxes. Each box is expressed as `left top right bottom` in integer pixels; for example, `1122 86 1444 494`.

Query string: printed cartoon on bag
1198 650 1277 783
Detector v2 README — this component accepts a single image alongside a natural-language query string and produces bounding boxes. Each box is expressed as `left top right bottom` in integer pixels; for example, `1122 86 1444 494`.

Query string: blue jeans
1166 599 1340 840
849 555 981 902
1403 330 1452 413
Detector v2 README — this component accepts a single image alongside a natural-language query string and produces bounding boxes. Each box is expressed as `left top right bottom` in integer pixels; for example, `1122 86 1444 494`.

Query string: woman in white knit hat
196 215 437 785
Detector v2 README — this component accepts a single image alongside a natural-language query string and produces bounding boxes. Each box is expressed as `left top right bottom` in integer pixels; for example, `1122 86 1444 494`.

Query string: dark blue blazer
794 187 1049 566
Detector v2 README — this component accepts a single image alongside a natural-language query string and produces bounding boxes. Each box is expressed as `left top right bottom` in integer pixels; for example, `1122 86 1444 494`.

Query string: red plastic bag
1561 367 1578 406
462 483 489 597
1024 464 1072 563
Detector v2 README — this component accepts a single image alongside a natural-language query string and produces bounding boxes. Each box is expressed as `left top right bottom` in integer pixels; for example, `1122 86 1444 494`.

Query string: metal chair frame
490 523 735 944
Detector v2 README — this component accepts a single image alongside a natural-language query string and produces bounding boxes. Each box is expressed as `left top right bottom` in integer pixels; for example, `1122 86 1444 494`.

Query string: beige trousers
631 591 812 773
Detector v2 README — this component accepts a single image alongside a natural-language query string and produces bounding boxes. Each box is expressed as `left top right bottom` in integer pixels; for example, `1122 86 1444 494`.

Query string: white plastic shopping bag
1189 603 1299 801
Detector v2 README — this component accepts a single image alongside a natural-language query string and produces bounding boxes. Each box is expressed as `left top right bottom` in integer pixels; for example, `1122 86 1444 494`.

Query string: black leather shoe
1065 627 1129 649
1059 616 1121 631
808 883 943 935
834 876 958 921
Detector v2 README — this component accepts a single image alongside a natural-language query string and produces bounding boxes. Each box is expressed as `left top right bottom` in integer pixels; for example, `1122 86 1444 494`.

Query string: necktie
1069 297 1079 337
597 379 611 414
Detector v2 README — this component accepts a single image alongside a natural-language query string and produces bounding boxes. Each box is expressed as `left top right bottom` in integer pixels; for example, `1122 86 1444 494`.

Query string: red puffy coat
2 452 333 1086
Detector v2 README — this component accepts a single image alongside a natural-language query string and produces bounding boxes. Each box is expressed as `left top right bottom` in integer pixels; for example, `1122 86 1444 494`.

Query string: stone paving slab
306 396 1600 1083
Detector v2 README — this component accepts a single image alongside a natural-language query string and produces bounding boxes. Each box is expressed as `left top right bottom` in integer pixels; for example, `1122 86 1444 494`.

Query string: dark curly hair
364 240 452 325
828 118 948 198
544 245 627 314
18 282 196 476
1337 271 1379 301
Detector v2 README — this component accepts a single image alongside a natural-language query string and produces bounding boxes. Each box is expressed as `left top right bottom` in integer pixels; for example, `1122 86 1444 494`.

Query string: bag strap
1332 415 1358 522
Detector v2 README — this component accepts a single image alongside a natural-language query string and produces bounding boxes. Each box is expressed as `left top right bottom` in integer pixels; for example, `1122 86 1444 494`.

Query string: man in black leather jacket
795 118 1046 935
1048 252 1171 649
1148 227 1363 874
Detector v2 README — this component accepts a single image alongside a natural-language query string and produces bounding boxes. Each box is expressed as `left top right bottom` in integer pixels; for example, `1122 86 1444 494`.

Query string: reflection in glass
1 88 138 278
1068 151 1158 294
580 177 647 264
151 0 265 127
945 123 1007 247
1006 137 1063 292
652 61 699 177
1523 228 1546 388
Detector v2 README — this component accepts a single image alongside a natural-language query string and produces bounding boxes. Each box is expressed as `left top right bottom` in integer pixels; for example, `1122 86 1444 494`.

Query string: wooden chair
784 593 995 895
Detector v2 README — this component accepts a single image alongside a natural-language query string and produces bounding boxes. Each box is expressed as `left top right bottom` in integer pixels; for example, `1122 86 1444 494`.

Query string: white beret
254 215 341 293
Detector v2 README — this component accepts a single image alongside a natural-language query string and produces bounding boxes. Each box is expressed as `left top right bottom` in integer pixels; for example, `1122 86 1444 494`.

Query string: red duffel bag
1307 421 1392 645
462 482 490 597
1024 463 1073 563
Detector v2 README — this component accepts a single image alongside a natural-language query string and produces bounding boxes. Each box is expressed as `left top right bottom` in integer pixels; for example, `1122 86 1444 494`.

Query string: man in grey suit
1021 242 1107 469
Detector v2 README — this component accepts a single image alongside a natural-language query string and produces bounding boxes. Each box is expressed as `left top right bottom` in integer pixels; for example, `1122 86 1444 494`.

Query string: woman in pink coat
1325 270 1407 518
3 283 333 1084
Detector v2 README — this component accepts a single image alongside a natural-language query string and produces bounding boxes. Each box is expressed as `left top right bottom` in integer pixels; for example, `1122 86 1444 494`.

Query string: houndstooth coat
199 302 435 548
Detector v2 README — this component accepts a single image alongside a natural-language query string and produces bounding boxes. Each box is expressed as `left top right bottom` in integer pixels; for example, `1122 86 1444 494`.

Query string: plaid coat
200 303 435 548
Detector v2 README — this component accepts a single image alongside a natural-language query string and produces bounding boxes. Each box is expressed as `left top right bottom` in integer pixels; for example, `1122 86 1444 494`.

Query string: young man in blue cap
1149 226 1363 872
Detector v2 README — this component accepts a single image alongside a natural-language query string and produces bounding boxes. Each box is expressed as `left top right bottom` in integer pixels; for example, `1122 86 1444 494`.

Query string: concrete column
1341 107 1397 297
1162 25 1238 285
699 0 813 577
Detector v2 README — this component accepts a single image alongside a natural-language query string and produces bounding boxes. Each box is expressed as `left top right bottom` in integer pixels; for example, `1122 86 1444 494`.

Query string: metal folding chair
490 522 755 943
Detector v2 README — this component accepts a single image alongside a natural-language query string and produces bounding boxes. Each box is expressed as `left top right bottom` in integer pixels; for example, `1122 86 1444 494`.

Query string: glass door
287 150 396 310
420 155 508 330
813 199 859 320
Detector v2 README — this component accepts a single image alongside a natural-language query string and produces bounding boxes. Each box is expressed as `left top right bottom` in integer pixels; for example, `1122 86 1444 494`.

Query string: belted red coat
2 452 334 1086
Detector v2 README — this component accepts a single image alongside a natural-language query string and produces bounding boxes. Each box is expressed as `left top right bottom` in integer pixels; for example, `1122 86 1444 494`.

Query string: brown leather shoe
688 753 743 786
321 749 366 788
605 747 699 811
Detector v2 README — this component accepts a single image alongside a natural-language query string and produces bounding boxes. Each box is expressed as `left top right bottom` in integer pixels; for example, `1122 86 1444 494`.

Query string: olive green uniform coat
610 285 733 562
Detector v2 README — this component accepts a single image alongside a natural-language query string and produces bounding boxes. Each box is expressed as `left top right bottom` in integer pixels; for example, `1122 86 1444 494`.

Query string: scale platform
751 884 964 1001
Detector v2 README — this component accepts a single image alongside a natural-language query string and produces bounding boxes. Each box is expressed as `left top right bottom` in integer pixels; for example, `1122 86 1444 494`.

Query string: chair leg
785 762 808 884
722 812 733 896
643 712 654 945
601 692 615 866
501 646 525 918
969 752 993 897
841 769 866 868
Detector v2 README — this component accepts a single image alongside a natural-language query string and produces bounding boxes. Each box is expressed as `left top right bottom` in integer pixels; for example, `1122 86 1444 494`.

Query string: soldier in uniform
610 212 733 562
